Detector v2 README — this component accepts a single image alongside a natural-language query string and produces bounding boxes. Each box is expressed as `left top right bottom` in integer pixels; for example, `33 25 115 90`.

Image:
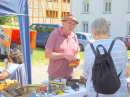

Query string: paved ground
31 60 84 84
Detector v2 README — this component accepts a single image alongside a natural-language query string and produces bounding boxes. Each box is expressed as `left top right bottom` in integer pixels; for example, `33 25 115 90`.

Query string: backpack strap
96 45 108 55
90 43 97 57
108 39 116 53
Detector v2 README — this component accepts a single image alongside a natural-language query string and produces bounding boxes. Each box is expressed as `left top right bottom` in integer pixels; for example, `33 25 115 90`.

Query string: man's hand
64 54 77 62
74 59 80 68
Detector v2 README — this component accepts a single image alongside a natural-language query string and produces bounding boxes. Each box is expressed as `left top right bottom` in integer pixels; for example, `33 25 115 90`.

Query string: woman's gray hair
9 48 24 64
91 17 110 36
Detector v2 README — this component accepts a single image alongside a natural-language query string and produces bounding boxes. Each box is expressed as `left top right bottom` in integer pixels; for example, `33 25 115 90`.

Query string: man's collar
58 27 74 37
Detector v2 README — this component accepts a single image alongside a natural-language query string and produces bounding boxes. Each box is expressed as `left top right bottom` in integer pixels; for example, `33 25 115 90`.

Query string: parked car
30 23 62 46
75 32 95 51
115 37 130 50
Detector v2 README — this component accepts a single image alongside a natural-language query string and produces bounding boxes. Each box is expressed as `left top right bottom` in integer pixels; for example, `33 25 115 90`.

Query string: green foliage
4 23 19 27
0 15 18 25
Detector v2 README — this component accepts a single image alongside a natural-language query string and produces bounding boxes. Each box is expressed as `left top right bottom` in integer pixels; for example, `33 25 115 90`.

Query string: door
36 25 47 46
43 25 58 46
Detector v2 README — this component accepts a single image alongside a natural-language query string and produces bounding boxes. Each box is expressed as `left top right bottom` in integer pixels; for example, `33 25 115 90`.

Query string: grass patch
31 46 84 65
31 46 49 65
128 50 130 57
79 51 84 60
4 23 19 27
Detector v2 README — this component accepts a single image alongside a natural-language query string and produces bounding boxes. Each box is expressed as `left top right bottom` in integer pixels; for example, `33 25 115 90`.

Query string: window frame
128 0 130 12
108 21 111 35
61 12 70 19
104 0 111 13
46 10 58 18
128 22 130 36
30 25 36 30
82 21 89 33
83 1 89 13
67 0 70 3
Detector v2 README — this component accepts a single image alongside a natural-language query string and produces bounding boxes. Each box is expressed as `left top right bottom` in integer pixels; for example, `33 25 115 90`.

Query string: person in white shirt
83 17 128 97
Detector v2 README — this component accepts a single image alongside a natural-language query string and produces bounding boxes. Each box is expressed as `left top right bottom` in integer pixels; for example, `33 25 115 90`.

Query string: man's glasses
66 21 77 27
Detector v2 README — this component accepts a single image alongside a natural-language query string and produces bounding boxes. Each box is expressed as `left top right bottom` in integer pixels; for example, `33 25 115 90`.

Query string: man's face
62 20 77 35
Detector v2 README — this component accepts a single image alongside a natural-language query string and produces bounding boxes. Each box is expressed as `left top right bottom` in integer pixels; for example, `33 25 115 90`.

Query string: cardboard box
1 89 36 97
1 89 13 97
17 93 36 97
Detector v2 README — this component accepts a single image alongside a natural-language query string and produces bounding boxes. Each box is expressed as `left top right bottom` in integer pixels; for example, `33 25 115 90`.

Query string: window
30 25 36 30
122 38 126 42
128 0 130 12
82 35 86 40
104 0 111 12
46 10 58 18
61 12 70 18
47 26 58 33
115 38 121 40
122 38 130 42
128 23 130 35
67 0 70 3
83 22 88 33
36 25 47 33
83 1 89 13
62 0 66 2
76 34 82 39
88 35 94 40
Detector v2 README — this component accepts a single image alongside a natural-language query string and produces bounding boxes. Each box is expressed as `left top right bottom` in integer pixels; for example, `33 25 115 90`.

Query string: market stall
0 25 37 57
0 77 87 97
0 0 32 84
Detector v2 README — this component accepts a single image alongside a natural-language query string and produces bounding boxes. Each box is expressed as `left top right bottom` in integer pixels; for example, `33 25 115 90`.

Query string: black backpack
90 39 122 97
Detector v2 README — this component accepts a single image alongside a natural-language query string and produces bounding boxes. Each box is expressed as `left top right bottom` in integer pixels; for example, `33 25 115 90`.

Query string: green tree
0 15 18 25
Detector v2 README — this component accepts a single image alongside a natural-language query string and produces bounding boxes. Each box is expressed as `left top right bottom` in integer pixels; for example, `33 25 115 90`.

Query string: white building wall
71 0 130 39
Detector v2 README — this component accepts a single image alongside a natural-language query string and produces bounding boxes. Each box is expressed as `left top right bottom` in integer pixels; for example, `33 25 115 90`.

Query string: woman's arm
4 58 9 68
0 71 10 79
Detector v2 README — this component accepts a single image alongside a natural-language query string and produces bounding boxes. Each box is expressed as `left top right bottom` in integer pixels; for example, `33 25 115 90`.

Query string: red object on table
40 85 47 91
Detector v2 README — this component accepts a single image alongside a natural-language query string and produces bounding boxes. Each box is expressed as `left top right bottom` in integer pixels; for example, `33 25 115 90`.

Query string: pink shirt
45 27 80 78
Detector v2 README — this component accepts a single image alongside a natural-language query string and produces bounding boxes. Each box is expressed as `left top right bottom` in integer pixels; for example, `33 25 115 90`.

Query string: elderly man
45 14 80 80
83 17 128 97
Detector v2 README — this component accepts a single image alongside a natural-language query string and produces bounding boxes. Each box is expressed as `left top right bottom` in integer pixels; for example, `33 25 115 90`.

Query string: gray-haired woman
83 17 128 97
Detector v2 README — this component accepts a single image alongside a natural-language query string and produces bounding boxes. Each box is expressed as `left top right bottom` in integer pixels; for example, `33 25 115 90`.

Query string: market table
36 87 86 97
0 86 86 97
55 87 86 97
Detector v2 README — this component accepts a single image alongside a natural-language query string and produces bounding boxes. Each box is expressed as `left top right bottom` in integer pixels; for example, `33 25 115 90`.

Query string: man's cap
61 14 79 24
